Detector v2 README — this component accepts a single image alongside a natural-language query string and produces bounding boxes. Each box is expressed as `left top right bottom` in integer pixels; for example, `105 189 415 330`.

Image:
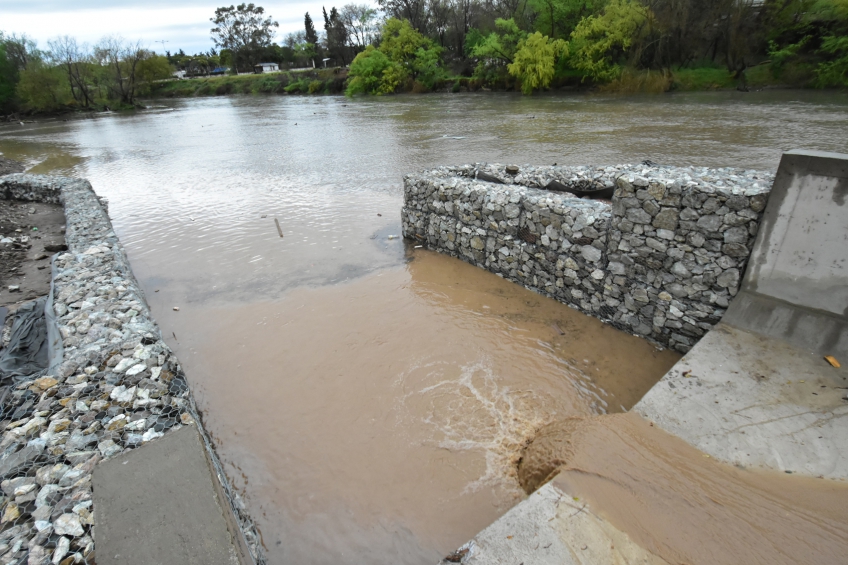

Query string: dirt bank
0 200 66 309
0 157 24 176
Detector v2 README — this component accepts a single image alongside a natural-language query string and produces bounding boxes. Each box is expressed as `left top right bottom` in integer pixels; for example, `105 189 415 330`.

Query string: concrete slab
93 425 243 565
443 482 667 565
725 149 848 355
635 323 848 478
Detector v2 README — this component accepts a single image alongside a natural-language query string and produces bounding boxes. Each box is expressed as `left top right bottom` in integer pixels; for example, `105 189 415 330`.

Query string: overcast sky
2 0 379 55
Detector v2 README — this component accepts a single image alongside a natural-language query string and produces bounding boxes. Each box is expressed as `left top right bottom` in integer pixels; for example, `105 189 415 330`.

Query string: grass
671 64 777 91
149 68 349 98
148 63 796 99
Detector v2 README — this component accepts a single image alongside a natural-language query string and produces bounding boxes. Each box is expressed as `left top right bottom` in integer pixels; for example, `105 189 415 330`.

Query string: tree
529 0 609 39
339 4 380 51
567 0 648 81
0 44 16 112
305 12 320 46
377 0 430 33
48 36 95 107
137 54 173 86
346 45 406 94
380 18 432 65
508 32 566 92
1 33 38 74
93 36 147 105
210 3 279 72
0 32 40 113
16 59 72 112
324 6 350 64
470 18 527 64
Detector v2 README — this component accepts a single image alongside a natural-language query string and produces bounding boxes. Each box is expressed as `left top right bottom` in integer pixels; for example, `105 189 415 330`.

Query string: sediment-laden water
2 91 847 563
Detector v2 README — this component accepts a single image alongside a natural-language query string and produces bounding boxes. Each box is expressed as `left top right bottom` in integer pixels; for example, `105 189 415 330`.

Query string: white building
254 62 280 74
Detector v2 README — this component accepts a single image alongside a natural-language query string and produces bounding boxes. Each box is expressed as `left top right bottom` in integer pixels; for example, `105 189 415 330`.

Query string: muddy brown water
1 91 848 563
543 413 848 565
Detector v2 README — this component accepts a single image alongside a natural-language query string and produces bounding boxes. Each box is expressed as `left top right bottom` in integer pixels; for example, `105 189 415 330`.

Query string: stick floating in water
274 218 284 238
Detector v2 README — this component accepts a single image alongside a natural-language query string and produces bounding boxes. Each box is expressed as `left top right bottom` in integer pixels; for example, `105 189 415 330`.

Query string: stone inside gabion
0 174 266 565
401 163 774 353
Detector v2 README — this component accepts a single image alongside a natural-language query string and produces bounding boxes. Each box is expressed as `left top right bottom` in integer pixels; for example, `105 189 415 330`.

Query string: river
2 90 848 564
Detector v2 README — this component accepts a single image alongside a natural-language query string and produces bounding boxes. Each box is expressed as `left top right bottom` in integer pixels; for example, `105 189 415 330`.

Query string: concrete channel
1 149 845 564
438 151 848 563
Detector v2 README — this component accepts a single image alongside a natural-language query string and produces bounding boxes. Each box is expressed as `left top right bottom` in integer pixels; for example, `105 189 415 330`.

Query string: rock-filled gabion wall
0 175 264 565
402 164 774 352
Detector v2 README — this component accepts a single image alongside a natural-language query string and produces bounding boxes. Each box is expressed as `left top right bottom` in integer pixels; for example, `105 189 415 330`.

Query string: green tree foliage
808 0 848 86
765 0 848 86
378 18 446 84
529 0 609 39
508 32 567 93
324 7 350 65
379 18 432 65
344 18 450 95
0 33 40 113
567 0 648 81
210 3 279 72
470 18 527 64
16 59 71 111
0 45 17 112
412 44 447 88
137 55 173 87
305 12 320 46
345 45 406 94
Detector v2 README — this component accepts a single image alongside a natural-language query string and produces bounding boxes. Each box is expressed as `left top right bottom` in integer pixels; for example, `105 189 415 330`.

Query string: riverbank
147 64 794 100
0 174 264 564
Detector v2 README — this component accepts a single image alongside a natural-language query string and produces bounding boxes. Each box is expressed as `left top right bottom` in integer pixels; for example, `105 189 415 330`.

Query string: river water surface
2 91 848 564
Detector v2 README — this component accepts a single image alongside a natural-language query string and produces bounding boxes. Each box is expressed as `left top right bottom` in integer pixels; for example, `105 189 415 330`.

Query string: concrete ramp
636 150 848 478
93 425 248 565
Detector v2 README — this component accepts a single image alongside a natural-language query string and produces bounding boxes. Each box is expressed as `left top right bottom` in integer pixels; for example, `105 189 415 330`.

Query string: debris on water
551 323 564 335
377 213 382 216
274 218 284 238
173 306 180 311
442 134 466 140
414 245 423 249
387 235 399 240
825 355 841 368
8 285 20 292
261 215 267 218
444 547 469 562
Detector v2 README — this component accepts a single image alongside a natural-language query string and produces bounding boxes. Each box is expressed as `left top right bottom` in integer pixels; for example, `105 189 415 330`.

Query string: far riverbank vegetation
1 0 846 117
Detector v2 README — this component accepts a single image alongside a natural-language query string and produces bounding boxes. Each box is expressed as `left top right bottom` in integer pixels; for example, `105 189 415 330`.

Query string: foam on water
396 358 576 498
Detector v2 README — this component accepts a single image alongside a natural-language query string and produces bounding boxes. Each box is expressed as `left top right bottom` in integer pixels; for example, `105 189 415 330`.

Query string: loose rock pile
402 163 774 352
0 175 264 565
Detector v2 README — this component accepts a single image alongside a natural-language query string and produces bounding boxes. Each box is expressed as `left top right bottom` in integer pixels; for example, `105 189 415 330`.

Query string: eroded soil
0 200 66 310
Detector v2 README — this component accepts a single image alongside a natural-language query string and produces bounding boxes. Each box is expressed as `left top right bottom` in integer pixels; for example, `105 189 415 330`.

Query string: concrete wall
724 149 848 355
402 163 774 352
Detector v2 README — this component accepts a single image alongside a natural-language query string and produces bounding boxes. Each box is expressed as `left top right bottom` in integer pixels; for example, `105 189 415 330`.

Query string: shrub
216 82 234 95
346 46 406 95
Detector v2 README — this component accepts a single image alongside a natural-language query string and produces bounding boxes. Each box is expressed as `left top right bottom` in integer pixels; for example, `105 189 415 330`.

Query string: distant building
172 70 186 79
254 62 279 74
